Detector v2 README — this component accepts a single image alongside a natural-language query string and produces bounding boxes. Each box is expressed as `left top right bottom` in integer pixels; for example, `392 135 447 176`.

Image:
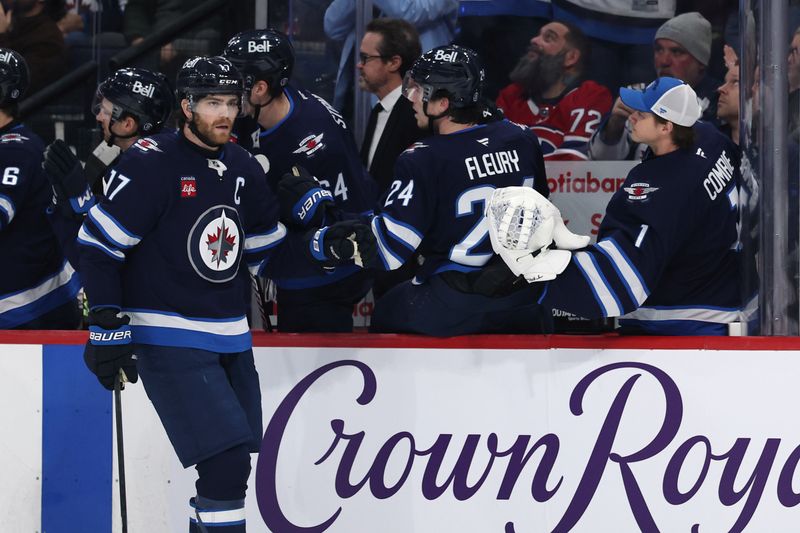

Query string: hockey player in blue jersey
43 67 174 267
365 45 557 336
0 49 81 329
77 56 373 532
223 29 377 332
489 77 745 335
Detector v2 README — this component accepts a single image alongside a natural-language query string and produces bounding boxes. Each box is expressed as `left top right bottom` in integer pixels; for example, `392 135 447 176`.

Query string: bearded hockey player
77 55 373 532
0 48 81 328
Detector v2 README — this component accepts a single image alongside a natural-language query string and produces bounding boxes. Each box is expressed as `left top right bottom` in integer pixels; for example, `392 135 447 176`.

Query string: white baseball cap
620 76 702 127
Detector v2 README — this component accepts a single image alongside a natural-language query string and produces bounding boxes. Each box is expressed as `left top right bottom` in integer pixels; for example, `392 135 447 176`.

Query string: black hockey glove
278 166 334 228
42 140 95 219
84 308 137 391
470 255 541 297
308 220 377 268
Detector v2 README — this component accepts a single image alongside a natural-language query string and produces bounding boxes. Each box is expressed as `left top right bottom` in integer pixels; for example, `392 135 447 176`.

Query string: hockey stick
114 373 128 533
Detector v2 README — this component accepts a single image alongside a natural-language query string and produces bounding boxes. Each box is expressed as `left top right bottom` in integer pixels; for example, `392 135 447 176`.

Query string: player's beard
190 114 233 148
509 48 567 100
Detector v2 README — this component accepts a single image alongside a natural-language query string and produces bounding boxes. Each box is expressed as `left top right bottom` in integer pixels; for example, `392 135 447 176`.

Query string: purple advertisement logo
256 360 800 532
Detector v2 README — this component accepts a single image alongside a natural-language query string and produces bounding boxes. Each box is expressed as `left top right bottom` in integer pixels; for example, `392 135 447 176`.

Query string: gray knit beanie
654 12 712 66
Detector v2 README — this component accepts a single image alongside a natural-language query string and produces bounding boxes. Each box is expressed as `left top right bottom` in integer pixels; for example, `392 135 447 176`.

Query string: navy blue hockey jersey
78 132 286 351
233 85 377 288
540 121 744 335
0 123 79 328
372 120 549 280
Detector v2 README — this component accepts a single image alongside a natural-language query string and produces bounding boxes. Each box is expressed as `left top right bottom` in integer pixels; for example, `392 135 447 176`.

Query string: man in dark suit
358 18 425 196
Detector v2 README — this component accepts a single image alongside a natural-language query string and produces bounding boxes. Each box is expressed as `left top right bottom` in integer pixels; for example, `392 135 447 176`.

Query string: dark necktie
361 102 383 166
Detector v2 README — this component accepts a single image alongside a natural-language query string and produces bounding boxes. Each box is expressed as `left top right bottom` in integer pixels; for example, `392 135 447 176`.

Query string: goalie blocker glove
308 220 377 268
278 165 334 228
84 308 138 391
42 139 96 219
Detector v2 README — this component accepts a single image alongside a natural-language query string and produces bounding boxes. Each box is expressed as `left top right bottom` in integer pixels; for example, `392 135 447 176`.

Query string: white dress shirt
367 85 403 168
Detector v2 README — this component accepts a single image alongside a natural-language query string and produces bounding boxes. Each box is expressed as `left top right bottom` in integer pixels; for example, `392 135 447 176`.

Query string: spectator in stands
496 21 612 161
789 27 800 141
454 0 549 100
0 0 68 94
324 0 458 118
550 0 674 94
588 12 720 160
357 18 423 195
717 44 740 145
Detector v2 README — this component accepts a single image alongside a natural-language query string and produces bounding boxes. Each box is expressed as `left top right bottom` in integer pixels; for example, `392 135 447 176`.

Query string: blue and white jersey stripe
574 251 622 317
372 217 405 270
87 204 141 249
244 223 287 253
379 214 423 252
77 225 125 261
0 193 14 225
595 238 649 306
622 305 742 324
0 261 80 328
126 309 252 352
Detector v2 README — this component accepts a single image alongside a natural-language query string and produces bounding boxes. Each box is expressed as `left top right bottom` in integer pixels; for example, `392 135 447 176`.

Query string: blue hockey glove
42 140 95 219
308 220 377 267
84 308 137 391
278 166 334 228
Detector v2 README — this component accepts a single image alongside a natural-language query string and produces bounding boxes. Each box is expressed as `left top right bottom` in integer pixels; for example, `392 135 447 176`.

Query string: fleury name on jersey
464 149 521 180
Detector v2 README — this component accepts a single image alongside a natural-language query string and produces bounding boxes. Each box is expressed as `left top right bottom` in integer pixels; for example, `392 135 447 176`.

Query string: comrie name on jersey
464 149 520 181
703 149 735 201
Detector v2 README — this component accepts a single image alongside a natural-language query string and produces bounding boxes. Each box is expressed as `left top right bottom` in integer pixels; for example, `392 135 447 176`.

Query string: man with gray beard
496 20 611 161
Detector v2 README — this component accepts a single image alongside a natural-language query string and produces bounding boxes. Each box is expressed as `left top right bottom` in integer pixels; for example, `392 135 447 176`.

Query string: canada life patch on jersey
293 133 325 156
624 182 659 201
0 133 28 143
180 176 197 198
133 137 163 153
187 205 243 283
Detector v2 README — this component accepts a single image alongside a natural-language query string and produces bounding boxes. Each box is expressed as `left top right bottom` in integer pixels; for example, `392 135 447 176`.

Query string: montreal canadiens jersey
233 85 377 288
0 123 79 328
540 121 744 335
78 132 287 351
496 80 612 160
372 120 549 280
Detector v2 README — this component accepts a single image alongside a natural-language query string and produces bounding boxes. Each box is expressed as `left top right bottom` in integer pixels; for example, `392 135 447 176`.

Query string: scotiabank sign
251 348 800 532
547 161 637 240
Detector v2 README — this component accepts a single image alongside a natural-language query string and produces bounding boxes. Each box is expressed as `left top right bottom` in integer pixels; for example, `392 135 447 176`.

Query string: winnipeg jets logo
293 133 325 156
208 158 227 177
0 133 27 143
188 206 243 283
134 137 162 152
624 182 659 201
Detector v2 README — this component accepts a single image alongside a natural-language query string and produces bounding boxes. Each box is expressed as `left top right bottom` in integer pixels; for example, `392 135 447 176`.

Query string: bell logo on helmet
132 81 155 98
248 40 273 54
0 51 11 64
433 49 458 63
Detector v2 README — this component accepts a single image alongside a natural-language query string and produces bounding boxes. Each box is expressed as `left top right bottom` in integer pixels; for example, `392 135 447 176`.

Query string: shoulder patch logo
134 137 162 153
403 142 428 154
624 182 659 201
293 133 325 156
477 137 489 147
0 133 28 143
180 176 197 198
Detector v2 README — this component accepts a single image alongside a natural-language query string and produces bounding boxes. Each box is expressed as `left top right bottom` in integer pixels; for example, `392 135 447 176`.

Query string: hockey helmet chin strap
422 100 451 135
106 109 140 148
